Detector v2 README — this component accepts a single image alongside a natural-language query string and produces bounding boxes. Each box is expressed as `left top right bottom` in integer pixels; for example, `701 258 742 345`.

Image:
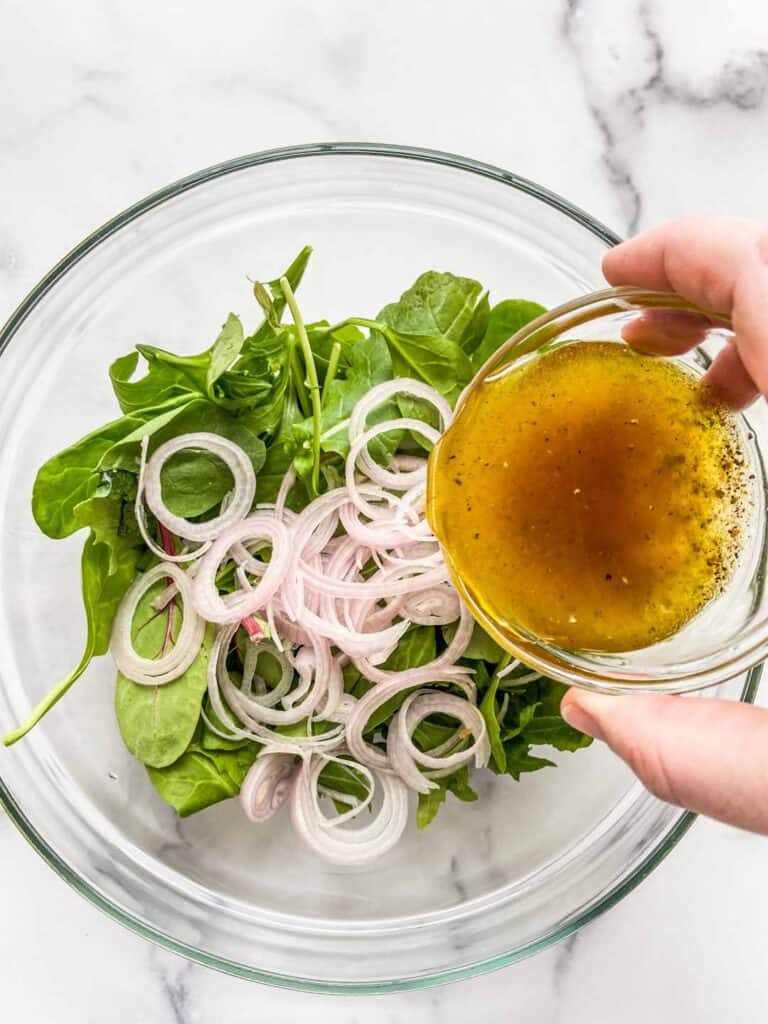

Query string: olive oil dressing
428 342 751 652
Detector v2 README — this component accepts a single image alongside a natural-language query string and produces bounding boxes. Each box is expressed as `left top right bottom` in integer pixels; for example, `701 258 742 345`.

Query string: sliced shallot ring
111 562 205 685
346 418 440 500
240 753 297 823
348 378 452 446
387 690 489 794
192 515 291 624
290 755 408 865
143 432 256 542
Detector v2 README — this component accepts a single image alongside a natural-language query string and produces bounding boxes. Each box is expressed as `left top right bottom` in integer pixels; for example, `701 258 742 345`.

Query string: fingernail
561 693 607 742
758 234 768 265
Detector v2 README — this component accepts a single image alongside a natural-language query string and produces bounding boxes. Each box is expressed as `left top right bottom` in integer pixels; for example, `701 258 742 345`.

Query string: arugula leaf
479 663 507 772
147 742 260 816
416 785 446 829
206 313 245 393
523 716 592 752
416 766 478 829
114 578 214 768
503 737 556 779
3 530 140 746
471 299 546 370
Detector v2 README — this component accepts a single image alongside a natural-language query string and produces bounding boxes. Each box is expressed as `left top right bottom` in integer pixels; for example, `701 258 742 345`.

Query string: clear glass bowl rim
0 142 759 993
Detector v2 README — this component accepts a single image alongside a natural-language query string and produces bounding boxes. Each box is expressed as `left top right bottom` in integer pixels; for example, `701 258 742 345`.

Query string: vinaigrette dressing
428 341 750 652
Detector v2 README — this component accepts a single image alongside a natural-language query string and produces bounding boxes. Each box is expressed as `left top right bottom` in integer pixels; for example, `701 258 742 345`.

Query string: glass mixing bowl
0 144 759 991
435 288 768 695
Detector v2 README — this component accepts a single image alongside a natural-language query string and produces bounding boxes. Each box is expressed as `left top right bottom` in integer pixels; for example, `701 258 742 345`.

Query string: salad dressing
428 341 751 652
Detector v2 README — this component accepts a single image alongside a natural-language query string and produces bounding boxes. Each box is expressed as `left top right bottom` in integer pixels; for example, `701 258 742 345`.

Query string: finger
603 216 768 315
704 342 760 410
622 309 713 355
732 256 768 396
561 690 768 834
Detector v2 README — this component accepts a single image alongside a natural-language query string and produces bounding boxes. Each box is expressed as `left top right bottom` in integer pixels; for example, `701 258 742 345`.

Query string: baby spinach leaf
109 351 201 414
248 245 312 345
471 299 547 370
147 742 260 817
460 292 491 356
384 625 436 673
378 271 484 345
199 696 251 751
374 271 482 407
32 414 149 539
147 402 266 518
134 344 210 396
382 327 473 405
443 621 504 663
206 313 245 393
362 626 437 732
318 760 370 804
115 577 214 768
3 530 140 746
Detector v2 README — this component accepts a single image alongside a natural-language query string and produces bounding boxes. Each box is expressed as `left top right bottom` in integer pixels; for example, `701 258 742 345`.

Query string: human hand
561 216 768 834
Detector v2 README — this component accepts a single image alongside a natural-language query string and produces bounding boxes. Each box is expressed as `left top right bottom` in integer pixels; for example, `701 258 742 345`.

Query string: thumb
560 690 768 834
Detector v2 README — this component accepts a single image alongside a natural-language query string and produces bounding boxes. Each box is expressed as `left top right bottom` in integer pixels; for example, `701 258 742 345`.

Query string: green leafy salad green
4 247 590 862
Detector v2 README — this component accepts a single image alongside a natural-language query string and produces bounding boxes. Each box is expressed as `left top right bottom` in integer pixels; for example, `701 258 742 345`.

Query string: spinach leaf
206 313 245 393
443 620 504 663
318 760 370 804
115 577 214 768
375 271 482 408
381 327 473 406
199 696 251 752
362 626 437 733
292 332 399 483
247 245 312 346
147 742 260 816
149 402 267 518
32 415 149 539
471 299 546 370
109 351 201 414
3 530 140 746
378 271 485 345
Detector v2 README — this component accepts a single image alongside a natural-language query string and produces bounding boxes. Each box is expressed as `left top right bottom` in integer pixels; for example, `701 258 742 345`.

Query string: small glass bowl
437 286 768 696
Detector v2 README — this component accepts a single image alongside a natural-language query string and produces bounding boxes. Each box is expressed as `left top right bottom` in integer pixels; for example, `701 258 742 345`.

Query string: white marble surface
2 0 768 1019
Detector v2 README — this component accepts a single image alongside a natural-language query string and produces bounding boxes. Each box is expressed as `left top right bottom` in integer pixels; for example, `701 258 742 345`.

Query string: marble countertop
2 0 768 1020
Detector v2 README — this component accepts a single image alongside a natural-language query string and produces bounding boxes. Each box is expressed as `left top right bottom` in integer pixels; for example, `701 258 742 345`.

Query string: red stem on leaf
158 525 177 656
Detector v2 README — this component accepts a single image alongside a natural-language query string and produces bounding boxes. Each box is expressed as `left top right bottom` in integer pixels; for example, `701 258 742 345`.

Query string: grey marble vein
563 0 768 233
151 949 197 1024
